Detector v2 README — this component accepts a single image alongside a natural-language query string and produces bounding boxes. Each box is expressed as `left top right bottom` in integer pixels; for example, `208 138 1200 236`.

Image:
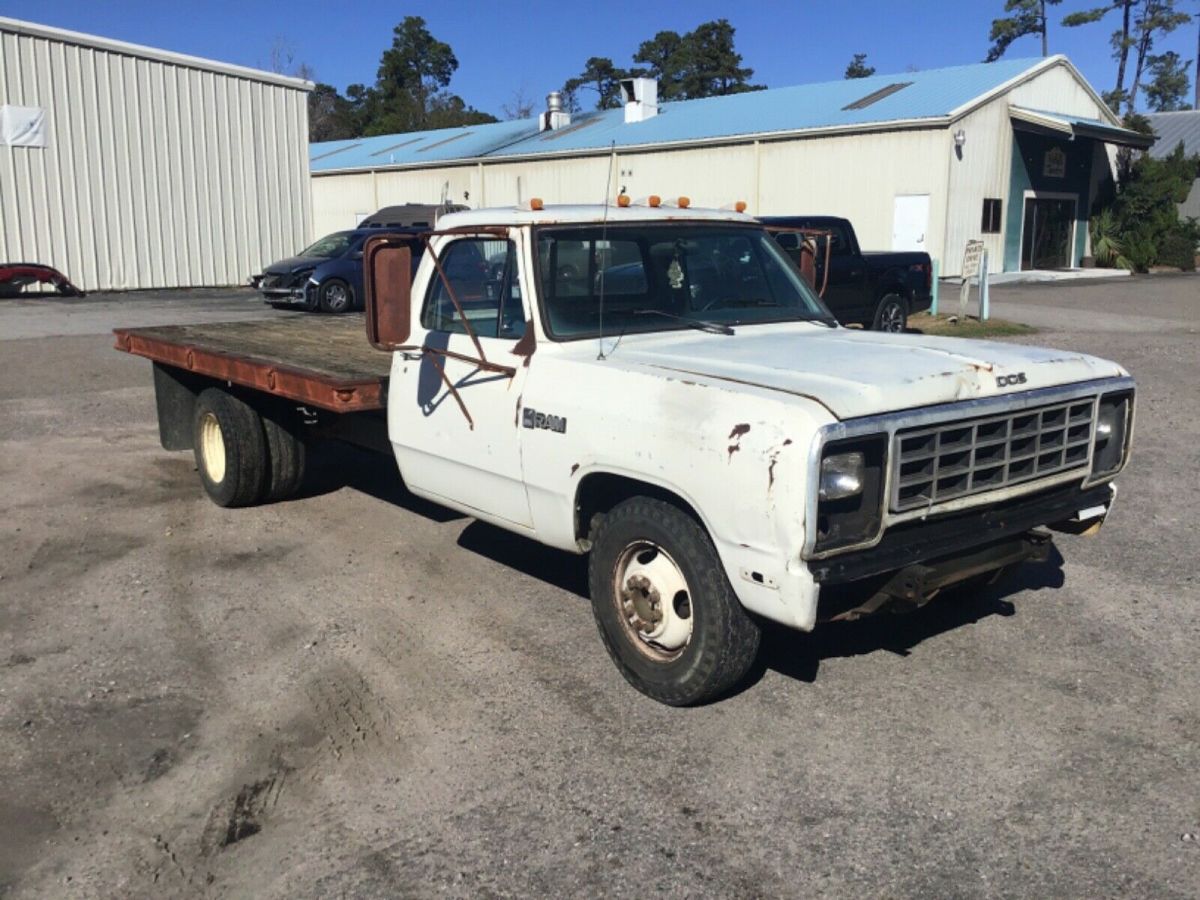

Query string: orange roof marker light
648 195 661 208
677 196 691 209
529 197 544 211
617 194 631 208
735 200 747 213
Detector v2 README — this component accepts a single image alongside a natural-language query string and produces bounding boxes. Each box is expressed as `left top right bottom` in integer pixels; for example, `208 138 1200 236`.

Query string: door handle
401 350 423 361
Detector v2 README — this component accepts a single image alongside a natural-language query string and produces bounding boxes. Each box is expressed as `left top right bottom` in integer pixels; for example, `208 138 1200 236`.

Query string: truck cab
368 204 1132 702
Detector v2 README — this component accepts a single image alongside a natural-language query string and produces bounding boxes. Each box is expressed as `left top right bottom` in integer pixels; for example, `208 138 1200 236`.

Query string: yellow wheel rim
199 412 226 483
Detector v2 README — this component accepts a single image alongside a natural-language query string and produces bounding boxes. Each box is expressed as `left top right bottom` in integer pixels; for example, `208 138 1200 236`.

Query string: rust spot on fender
727 423 751 461
767 439 794 491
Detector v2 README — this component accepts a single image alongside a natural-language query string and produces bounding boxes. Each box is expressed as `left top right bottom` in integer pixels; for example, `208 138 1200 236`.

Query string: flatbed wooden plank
114 315 392 412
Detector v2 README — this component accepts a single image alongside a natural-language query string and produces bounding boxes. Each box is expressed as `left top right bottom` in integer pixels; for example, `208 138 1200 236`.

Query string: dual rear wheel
193 388 306 507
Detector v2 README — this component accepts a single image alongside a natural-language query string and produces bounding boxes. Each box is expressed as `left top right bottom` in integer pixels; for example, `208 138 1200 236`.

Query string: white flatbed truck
116 204 1135 704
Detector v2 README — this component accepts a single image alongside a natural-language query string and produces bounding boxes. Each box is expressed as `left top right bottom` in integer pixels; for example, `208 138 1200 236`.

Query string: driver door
388 230 534 529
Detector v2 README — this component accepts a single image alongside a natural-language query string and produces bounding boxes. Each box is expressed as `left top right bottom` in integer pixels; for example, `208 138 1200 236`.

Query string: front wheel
871 293 908 333
588 497 761 705
318 278 353 314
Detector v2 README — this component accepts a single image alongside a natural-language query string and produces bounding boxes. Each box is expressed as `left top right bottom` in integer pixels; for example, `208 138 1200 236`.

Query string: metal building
310 56 1151 276
1146 110 1200 220
0 16 312 292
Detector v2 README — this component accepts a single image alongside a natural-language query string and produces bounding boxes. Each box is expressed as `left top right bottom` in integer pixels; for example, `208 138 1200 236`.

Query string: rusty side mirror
364 236 413 350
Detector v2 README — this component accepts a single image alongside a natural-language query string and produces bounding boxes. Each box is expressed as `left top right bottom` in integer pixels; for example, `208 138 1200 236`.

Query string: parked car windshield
535 224 834 340
298 231 357 259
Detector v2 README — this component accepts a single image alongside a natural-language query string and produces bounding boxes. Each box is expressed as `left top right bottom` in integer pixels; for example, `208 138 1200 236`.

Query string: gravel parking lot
1 277 1197 898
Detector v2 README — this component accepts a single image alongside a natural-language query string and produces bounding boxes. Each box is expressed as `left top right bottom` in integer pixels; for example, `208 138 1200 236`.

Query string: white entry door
892 194 930 251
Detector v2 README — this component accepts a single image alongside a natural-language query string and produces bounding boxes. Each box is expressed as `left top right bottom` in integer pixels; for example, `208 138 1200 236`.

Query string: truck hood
604 324 1125 420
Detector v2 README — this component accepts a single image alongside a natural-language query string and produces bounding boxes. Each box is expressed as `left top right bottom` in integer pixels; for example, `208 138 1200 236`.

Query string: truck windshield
535 224 834 339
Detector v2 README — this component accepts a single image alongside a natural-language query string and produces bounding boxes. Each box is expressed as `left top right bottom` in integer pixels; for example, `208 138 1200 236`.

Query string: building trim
0 16 313 90
947 55 1122 128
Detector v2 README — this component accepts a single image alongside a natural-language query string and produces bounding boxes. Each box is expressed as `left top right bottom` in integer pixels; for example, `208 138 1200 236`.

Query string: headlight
819 451 864 500
1089 390 1133 480
290 268 314 285
813 436 887 554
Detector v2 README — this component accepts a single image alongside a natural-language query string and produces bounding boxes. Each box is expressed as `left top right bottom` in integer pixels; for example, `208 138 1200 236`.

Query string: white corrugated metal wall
0 18 312 291
312 128 949 264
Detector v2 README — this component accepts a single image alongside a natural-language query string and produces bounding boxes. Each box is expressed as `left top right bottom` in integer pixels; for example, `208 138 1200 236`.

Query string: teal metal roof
312 57 1069 172
1009 106 1153 148
309 118 537 171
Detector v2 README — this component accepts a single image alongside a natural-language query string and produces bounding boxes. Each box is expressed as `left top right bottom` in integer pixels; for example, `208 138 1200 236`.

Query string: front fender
519 354 832 631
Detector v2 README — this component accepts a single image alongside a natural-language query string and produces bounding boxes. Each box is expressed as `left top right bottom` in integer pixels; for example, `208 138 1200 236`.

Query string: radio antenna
597 141 616 360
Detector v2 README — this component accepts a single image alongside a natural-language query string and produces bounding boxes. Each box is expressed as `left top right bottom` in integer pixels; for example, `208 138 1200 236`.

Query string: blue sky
5 0 1197 116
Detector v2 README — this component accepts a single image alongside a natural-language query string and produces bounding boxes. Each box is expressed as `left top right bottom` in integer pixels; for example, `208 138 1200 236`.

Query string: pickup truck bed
114 315 389 412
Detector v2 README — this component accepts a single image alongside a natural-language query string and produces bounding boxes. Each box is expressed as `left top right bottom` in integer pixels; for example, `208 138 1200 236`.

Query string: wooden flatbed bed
114 315 390 412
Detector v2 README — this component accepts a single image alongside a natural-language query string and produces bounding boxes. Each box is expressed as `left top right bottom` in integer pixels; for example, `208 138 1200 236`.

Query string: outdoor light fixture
954 129 967 147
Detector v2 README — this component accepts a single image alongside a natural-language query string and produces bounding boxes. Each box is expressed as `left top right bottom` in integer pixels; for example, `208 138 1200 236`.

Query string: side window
829 225 852 257
421 239 524 340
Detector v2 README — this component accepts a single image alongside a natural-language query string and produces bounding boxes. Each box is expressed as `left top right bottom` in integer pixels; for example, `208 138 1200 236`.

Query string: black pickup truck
761 215 932 332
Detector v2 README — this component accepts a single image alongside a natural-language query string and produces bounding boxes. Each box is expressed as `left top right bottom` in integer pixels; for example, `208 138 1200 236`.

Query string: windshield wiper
808 313 839 328
631 309 735 336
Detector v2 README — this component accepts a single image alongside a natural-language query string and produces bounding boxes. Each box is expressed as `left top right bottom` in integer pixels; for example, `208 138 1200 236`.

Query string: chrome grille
891 398 1095 512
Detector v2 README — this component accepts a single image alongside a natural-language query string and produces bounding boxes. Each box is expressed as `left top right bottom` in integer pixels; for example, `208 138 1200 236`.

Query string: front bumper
259 284 309 303
808 480 1114 586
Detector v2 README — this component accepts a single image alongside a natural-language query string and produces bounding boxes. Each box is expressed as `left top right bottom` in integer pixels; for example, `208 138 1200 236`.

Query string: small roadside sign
961 240 984 281
960 240 986 318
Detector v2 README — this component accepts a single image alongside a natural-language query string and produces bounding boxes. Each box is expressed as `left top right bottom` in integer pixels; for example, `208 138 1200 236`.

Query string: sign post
960 240 984 318
979 249 990 321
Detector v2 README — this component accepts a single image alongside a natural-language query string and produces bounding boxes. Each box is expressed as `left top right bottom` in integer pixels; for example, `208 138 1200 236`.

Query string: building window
982 198 1003 234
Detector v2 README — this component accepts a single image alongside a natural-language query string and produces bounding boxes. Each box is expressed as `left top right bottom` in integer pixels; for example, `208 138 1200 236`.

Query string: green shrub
1157 228 1198 271
1097 141 1200 273
1123 232 1158 272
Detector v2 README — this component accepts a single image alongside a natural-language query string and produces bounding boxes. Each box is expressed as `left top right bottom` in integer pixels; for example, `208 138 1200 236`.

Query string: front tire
872 293 908 333
193 389 268 507
318 279 353 314
588 497 761 705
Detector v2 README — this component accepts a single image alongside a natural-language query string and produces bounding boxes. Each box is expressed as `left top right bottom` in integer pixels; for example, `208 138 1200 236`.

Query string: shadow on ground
748 544 1066 691
300 441 465 524
312 438 1070 696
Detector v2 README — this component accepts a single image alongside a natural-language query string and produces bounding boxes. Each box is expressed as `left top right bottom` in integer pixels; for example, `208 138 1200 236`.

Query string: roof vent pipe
540 91 571 131
620 77 658 123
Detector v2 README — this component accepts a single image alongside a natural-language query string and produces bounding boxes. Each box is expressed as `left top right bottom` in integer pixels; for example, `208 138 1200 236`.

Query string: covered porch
1004 106 1153 273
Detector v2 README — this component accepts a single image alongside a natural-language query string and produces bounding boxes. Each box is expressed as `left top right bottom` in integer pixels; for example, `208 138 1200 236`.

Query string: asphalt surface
1 278 1197 898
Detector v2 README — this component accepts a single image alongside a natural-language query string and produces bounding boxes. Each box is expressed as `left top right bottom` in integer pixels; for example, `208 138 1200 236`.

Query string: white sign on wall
0 105 48 147
1043 147 1066 178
